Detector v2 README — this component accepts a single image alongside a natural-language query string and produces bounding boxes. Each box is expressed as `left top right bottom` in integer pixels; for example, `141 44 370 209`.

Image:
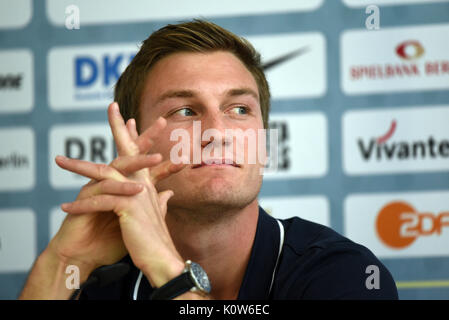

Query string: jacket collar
131 206 281 300
237 206 281 300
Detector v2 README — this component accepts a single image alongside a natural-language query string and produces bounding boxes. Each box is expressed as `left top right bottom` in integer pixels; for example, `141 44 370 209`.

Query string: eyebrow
156 90 194 105
227 88 259 101
155 87 259 106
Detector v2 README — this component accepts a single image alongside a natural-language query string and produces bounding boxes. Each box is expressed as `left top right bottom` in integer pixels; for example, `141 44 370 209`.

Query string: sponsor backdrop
1 0 449 299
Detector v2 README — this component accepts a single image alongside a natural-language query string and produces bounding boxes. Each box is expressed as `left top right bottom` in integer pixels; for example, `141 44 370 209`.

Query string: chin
159 167 263 211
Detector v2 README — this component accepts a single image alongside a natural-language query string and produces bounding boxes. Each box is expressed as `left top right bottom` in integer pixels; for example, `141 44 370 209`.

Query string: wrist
19 247 96 300
149 260 212 300
42 246 96 283
141 257 185 288
45 241 98 283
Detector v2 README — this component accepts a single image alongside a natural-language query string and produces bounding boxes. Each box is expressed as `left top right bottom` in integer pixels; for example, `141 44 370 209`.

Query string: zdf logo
376 201 449 249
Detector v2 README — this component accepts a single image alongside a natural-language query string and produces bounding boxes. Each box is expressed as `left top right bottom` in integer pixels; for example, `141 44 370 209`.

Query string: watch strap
150 271 195 300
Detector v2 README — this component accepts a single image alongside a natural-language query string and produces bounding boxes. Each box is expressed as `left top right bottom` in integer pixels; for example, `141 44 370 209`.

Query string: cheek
241 125 266 165
152 126 194 161
151 131 177 158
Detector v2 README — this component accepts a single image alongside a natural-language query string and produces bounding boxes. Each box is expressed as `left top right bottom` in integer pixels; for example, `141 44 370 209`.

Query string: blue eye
175 108 195 116
231 106 248 115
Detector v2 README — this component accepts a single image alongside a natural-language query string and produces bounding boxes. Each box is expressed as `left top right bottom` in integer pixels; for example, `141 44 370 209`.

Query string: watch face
190 262 211 294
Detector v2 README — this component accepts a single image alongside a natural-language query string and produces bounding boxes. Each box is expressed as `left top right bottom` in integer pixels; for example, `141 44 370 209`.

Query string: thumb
158 190 174 215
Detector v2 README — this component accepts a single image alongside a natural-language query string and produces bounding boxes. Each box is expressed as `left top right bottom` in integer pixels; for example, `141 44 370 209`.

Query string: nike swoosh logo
262 46 310 71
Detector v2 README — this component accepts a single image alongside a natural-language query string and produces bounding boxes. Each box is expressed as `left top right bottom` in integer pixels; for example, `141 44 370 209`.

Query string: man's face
139 51 265 215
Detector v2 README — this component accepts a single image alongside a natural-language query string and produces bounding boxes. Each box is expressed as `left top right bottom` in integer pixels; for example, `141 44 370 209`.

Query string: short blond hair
114 19 271 131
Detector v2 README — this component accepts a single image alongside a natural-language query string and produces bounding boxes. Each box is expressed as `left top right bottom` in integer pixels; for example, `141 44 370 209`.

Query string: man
19 20 398 300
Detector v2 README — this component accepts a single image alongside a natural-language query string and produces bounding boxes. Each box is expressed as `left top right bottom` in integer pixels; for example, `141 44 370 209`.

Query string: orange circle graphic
376 201 418 249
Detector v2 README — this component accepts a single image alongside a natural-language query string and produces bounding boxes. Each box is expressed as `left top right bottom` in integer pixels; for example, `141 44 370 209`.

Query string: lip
192 159 241 169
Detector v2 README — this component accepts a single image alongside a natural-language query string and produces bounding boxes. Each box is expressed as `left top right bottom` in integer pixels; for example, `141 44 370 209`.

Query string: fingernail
110 102 119 114
61 203 70 210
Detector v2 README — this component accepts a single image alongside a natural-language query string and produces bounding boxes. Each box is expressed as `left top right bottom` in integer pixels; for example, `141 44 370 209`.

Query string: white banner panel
341 24 449 95
48 44 138 110
0 127 35 191
345 191 449 258
0 209 36 272
264 112 328 179
259 195 330 226
49 123 114 188
343 105 449 175
0 0 32 29
0 49 34 114
248 32 327 99
343 0 449 7
47 0 323 26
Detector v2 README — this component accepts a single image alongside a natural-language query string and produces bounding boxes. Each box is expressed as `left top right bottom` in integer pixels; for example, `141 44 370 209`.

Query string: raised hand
56 102 188 288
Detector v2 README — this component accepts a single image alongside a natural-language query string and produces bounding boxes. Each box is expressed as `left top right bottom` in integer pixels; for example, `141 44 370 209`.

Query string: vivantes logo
357 120 449 161
376 201 449 249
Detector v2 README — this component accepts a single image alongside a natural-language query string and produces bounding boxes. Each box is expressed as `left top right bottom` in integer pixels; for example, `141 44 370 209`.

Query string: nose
200 110 232 149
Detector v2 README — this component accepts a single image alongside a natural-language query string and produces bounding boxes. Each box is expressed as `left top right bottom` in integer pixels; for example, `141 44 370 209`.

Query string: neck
165 199 259 300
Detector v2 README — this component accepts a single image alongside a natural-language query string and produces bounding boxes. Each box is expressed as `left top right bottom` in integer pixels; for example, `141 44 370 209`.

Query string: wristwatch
150 260 211 300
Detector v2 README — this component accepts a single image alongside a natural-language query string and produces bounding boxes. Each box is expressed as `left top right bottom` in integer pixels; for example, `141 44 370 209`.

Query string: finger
61 194 121 215
77 179 100 199
126 118 138 141
150 157 188 184
111 153 163 176
55 155 126 182
158 190 174 216
108 102 139 156
134 117 167 154
79 179 144 198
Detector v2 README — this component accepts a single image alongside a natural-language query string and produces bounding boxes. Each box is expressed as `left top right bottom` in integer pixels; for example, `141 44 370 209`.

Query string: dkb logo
75 53 135 88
